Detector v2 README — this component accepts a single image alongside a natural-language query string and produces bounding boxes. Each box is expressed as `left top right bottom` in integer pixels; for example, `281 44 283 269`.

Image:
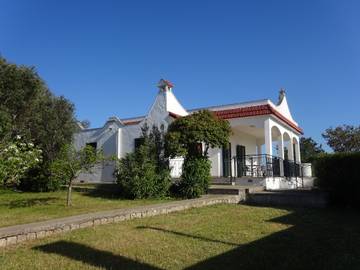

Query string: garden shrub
18 170 63 192
0 137 42 187
115 125 171 199
314 152 360 208
179 156 211 198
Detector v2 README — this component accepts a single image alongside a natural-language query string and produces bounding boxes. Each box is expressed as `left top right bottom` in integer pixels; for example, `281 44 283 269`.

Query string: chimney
157 78 174 92
277 88 286 105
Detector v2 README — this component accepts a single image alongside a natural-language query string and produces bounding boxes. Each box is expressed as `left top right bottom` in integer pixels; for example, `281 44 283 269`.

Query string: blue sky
1 0 359 150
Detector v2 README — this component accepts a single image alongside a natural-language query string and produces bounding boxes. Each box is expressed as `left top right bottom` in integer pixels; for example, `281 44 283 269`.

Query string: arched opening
292 137 300 163
271 126 282 158
283 132 292 161
270 125 282 176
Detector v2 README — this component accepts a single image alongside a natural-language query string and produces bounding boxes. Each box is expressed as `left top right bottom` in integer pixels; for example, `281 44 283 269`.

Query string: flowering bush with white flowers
0 136 42 186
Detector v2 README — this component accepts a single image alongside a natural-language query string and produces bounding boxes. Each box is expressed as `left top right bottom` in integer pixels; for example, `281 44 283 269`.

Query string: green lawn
0 188 173 227
1 204 360 269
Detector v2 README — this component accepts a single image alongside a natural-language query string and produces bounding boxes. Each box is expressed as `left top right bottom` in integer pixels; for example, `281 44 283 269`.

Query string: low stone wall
0 195 241 248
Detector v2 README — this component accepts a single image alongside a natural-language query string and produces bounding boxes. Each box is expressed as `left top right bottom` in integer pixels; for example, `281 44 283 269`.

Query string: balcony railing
224 154 302 178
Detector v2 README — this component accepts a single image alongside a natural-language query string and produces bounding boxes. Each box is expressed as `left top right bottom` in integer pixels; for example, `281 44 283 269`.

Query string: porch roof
189 100 303 135
211 104 303 134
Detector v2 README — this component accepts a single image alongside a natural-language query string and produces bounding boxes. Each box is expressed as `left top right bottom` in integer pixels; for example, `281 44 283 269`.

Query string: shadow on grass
137 226 239 247
34 240 160 270
74 184 123 200
6 197 59 208
185 206 360 270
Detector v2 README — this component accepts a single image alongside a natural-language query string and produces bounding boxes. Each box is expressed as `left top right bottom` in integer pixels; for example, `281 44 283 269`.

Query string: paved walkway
0 194 241 248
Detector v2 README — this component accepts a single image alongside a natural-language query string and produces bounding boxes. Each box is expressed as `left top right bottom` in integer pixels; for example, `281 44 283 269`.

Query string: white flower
16 135 21 140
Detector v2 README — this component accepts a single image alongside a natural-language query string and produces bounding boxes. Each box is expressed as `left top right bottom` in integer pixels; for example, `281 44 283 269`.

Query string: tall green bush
115 124 171 199
314 152 360 208
180 157 211 198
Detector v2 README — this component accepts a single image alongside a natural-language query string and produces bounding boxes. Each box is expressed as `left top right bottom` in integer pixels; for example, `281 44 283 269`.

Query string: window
86 142 97 151
85 142 97 159
134 138 145 150
222 143 232 177
189 143 203 157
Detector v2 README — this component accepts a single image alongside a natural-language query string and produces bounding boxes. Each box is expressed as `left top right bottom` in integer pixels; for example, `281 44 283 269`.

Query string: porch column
256 143 262 156
288 141 294 161
264 119 272 157
117 128 122 159
295 141 301 164
279 133 284 176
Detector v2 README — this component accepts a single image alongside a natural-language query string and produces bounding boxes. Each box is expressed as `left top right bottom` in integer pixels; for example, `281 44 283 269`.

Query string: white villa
74 79 310 190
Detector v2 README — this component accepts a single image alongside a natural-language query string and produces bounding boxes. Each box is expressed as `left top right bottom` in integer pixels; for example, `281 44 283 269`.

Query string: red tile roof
123 104 303 134
212 104 303 134
163 79 174 88
168 112 182 118
123 120 142 126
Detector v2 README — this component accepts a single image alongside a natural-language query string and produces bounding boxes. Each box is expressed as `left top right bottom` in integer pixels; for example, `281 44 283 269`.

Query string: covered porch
208 115 303 188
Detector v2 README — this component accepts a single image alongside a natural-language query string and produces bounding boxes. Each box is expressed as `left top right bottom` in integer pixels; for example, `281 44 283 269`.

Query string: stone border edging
0 195 242 248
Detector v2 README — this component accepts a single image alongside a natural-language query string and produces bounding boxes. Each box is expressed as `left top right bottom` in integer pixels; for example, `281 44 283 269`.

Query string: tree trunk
66 180 73 207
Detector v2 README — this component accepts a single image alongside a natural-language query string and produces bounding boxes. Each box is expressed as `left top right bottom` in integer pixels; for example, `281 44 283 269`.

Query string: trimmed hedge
314 152 360 208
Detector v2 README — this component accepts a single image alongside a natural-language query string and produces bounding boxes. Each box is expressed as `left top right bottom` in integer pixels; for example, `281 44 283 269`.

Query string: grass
1 204 360 269
0 187 174 228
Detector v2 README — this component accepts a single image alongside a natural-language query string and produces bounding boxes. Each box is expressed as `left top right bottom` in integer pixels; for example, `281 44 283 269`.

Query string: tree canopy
165 110 231 158
165 110 231 198
322 125 360 153
300 137 324 163
0 56 78 190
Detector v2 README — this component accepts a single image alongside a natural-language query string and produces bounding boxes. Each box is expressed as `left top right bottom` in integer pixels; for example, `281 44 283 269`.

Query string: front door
222 143 232 177
236 145 246 177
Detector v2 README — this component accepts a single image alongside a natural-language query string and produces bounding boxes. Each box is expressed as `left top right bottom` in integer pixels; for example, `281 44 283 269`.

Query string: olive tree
50 144 104 206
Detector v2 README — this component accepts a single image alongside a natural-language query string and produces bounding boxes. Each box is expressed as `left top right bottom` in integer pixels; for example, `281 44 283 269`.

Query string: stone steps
211 177 266 186
208 185 265 196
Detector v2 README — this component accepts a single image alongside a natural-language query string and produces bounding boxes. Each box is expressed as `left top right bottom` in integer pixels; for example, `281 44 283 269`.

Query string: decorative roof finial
157 79 174 92
277 88 286 105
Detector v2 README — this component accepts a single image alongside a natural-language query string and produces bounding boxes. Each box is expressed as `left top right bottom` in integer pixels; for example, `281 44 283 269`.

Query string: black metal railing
223 154 302 179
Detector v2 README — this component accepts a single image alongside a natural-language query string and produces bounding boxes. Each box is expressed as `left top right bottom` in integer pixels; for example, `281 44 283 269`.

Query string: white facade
74 80 305 189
